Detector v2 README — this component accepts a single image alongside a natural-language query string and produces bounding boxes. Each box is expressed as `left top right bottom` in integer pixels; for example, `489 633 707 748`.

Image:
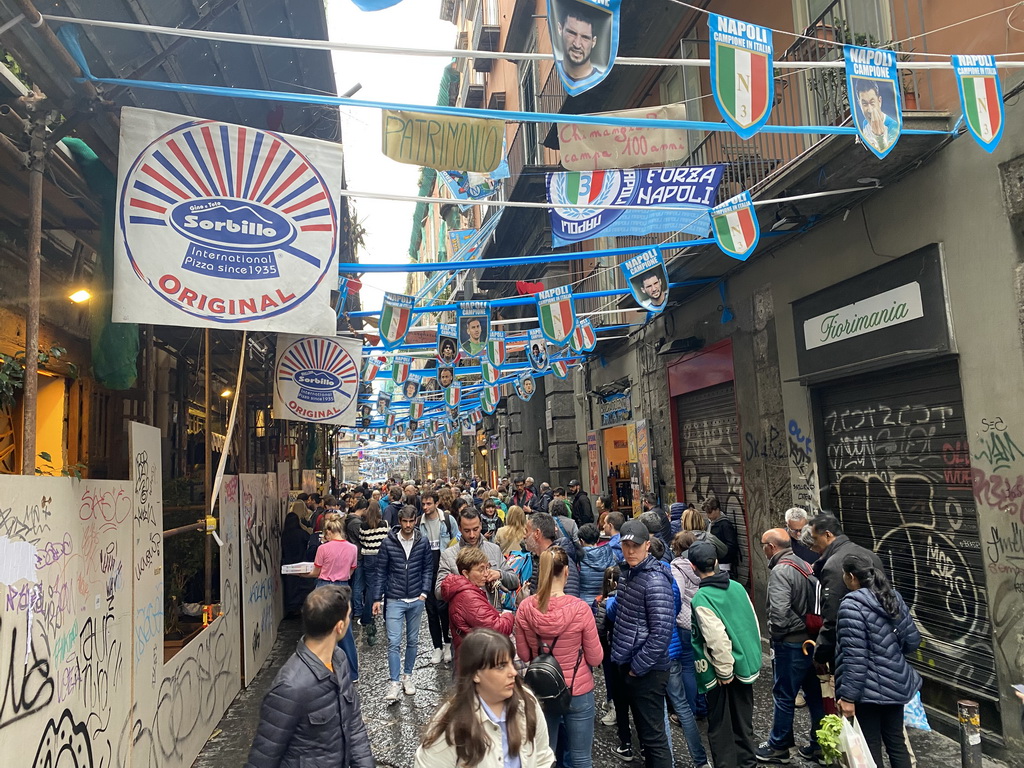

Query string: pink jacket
514 594 603 695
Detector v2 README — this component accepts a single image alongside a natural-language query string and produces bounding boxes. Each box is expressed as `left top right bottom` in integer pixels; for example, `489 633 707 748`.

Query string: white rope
42 14 1024 70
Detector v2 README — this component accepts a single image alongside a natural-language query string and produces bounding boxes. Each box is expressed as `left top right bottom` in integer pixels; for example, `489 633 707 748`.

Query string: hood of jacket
698 570 731 590
670 556 701 588
440 572 481 603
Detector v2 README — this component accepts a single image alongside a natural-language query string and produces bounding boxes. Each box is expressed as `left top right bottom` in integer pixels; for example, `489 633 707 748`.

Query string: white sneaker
385 680 401 703
403 676 416 695
601 705 617 726
442 643 452 663
430 647 443 664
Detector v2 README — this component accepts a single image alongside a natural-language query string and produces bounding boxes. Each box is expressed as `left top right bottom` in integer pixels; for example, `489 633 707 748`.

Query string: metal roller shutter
676 382 750 586
817 359 997 704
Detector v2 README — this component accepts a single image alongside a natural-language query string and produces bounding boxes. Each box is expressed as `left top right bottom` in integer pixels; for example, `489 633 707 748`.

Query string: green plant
817 714 845 765
36 451 86 478
0 345 77 411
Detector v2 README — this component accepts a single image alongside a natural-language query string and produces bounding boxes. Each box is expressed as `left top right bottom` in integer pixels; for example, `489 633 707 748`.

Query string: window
518 34 540 166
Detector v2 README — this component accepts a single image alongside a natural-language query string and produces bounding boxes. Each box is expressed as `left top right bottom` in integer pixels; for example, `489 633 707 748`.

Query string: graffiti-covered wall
0 422 267 767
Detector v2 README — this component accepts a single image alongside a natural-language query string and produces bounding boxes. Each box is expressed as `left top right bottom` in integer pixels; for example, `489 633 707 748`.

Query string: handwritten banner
382 110 505 173
558 104 688 171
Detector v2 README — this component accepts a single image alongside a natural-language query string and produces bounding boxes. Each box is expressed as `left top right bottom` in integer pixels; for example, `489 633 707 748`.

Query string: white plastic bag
837 716 877 768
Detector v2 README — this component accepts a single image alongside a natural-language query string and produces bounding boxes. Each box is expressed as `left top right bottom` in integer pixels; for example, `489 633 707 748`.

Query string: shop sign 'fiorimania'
114 108 342 334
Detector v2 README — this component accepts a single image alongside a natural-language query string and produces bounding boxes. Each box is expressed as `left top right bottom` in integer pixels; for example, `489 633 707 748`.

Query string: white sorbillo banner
113 107 342 333
274 334 362 426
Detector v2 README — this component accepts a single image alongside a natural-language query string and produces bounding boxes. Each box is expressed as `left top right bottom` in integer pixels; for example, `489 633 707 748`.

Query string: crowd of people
250 476 925 768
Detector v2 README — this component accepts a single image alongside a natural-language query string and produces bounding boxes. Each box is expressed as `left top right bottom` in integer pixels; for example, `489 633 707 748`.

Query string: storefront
668 340 751 586
792 245 998 722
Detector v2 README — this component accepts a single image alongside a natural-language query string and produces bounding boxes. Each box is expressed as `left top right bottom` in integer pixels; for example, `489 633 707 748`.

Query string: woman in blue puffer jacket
835 553 922 768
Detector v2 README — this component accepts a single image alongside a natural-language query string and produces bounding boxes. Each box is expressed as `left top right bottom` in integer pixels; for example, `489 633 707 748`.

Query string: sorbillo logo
276 337 358 422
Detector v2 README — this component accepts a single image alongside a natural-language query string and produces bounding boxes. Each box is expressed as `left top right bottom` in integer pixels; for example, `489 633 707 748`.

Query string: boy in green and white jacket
689 541 762 768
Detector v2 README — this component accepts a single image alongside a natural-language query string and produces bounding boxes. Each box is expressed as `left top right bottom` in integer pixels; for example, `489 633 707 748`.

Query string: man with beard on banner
620 247 670 313
547 0 621 96
515 371 537 402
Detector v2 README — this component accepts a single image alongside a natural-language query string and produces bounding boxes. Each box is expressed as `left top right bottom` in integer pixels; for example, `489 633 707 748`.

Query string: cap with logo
619 519 650 544
687 540 719 571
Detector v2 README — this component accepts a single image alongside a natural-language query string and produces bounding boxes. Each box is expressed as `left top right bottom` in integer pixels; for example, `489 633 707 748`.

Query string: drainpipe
21 96 48 475
204 329 213 607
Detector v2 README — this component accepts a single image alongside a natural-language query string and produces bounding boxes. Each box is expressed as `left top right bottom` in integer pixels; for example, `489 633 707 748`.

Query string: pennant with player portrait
481 384 500 414
481 359 501 385
437 365 456 391
436 323 460 365
952 55 1004 152
845 45 902 160
569 317 598 353
536 284 577 345
527 328 550 372
400 374 422 401
457 301 491 358
708 14 774 139
547 0 621 97
391 355 412 385
377 390 392 412
444 380 462 407
620 247 669 313
711 192 760 261
379 292 414 350
515 371 537 402
447 406 460 422
486 330 507 367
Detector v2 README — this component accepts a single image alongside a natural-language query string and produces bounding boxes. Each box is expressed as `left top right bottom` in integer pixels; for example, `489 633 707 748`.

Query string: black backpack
523 636 583 714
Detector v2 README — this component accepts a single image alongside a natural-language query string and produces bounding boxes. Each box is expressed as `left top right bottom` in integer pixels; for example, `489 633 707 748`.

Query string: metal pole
146 325 156 426
21 99 46 475
958 699 982 768
204 329 213 608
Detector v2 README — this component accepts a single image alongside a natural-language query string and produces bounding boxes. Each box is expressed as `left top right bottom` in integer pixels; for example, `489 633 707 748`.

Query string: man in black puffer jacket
806 515 884 669
371 505 433 704
246 586 373 768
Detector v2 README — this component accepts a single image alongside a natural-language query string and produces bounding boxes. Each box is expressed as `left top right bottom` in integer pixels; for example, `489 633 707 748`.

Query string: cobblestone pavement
194 615 1007 767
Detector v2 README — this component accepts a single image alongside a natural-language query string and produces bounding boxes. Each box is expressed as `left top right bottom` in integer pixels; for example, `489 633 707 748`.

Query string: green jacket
691 571 762 693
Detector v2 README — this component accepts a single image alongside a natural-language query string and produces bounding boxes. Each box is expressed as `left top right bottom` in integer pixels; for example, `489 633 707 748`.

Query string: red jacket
440 573 514 657
514 594 604 695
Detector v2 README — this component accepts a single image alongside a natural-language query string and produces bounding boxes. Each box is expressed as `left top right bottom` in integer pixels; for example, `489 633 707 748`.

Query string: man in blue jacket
609 520 675 768
371 505 433 704
246 586 374 768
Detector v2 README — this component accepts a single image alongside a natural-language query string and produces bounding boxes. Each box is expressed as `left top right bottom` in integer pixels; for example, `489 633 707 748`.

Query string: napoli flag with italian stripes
952 55 1004 153
114 108 342 333
708 14 774 139
711 192 759 261
379 293 414 350
536 285 577 345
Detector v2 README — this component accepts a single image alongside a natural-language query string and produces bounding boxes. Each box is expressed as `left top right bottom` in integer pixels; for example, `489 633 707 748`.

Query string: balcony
472 0 502 71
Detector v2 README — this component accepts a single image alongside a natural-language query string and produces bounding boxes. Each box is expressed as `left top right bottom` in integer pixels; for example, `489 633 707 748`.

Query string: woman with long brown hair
415 629 553 768
514 547 603 768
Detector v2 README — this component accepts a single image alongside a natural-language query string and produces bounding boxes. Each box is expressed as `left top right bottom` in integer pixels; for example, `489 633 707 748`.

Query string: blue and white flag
951 55 1004 153
844 46 902 160
620 247 669 313
399 374 422 401
547 167 723 247
547 0 621 97
391 355 412 385
708 14 774 140
437 323 460 365
710 192 760 261
536 285 577 345
515 371 537 402
527 329 550 373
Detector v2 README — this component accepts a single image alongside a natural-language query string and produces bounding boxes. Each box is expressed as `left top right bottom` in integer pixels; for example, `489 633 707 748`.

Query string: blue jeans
543 689 595 768
768 641 825 750
668 658 708 766
315 579 359 680
385 599 425 681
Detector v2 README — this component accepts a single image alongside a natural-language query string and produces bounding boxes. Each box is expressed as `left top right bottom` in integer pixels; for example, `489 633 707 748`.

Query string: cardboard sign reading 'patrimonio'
114 108 341 333
274 335 362 425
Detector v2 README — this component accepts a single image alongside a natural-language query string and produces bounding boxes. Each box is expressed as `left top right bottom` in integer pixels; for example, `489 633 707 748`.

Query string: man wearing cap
568 479 594 525
608 520 675 767
689 541 762 768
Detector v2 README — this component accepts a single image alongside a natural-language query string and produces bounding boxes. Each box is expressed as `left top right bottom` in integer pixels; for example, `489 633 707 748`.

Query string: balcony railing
685 0 935 199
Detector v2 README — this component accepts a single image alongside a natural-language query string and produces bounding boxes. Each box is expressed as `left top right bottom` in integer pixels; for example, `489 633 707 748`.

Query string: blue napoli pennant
536 285 577 345
379 292 414 350
547 0 621 97
844 46 902 160
620 247 669 313
349 0 403 9
951 55 1004 153
707 14 774 140
457 301 490 358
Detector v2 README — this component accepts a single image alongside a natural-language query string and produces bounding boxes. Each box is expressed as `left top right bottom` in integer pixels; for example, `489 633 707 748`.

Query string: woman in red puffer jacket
514 546 603 768
440 546 514 661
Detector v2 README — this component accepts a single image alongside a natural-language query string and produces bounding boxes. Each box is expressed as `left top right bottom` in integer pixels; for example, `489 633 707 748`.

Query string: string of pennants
92 3 1015 455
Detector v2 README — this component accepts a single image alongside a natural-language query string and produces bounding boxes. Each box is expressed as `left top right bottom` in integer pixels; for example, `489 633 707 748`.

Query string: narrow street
194 616 1005 768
